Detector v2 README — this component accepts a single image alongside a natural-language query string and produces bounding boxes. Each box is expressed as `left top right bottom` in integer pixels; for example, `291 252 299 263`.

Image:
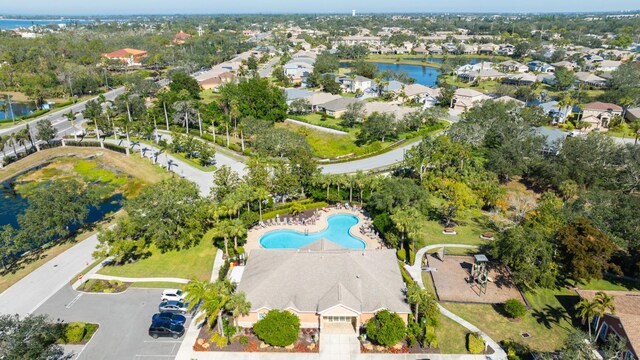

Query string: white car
161 289 187 302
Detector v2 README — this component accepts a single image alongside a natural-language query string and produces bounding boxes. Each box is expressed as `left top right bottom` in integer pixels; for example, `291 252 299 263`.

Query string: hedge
398 261 415 285
261 201 328 220
467 332 485 354
63 322 87 343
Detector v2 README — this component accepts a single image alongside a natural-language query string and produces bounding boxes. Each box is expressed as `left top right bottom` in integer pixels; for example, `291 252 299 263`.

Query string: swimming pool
259 214 366 249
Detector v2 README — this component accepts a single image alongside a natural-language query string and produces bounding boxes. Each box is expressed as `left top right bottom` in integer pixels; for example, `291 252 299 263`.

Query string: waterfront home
236 246 410 334
398 84 441 107
503 73 537 86
528 60 555 73
457 68 507 82
338 75 372 93
499 60 529 73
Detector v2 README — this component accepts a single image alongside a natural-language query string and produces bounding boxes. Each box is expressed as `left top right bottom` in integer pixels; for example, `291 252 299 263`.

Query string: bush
399 263 415 285
209 331 228 348
504 299 527 319
467 332 485 354
365 310 407 347
396 249 406 262
238 335 249 345
424 325 438 348
253 310 300 347
64 322 86 343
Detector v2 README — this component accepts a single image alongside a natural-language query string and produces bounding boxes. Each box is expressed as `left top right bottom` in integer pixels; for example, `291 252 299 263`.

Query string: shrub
238 335 249 345
365 310 407 347
399 263 415 285
504 299 527 319
424 325 438 348
396 249 406 262
64 322 86 343
253 310 300 347
209 331 228 348
467 332 485 354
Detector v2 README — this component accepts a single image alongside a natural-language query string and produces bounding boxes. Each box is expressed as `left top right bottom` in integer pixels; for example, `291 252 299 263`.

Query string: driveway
35 286 191 360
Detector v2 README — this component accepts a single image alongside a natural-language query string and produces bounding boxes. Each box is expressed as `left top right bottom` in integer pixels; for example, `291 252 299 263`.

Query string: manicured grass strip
415 215 490 248
568 277 640 292
98 235 217 281
131 281 186 289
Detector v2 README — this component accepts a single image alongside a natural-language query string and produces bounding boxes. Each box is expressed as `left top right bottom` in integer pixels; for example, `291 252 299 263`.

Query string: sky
0 0 637 16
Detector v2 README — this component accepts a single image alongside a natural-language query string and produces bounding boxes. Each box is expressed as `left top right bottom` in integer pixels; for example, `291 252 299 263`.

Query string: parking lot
35 286 191 360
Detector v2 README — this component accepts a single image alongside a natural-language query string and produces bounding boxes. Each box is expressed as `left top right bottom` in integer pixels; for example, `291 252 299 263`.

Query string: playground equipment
470 254 489 295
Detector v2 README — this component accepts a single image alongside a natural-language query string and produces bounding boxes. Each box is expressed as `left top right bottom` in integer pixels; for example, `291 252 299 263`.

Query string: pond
371 62 442 87
0 101 37 120
403 57 485 65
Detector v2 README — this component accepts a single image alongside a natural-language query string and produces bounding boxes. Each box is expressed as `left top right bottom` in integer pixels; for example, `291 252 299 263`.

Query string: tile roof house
173 31 192 45
198 71 235 91
575 290 640 360
499 60 529 73
503 72 537 86
575 72 608 88
236 246 410 333
102 48 148 66
625 107 640 122
580 101 623 131
398 84 441 107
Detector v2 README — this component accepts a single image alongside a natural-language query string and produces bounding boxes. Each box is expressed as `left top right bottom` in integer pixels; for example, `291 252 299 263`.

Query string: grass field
131 282 186 289
438 313 471 354
443 286 578 352
98 232 217 281
569 277 640 292
415 214 490 248
277 122 361 158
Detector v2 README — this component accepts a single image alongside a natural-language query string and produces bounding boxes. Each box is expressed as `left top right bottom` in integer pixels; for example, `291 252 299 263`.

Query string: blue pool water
260 214 366 249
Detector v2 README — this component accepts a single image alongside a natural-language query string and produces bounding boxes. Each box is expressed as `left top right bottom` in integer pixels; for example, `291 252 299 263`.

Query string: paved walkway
405 244 507 360
210 249 223 282
0 232 101 317
83 273 190 284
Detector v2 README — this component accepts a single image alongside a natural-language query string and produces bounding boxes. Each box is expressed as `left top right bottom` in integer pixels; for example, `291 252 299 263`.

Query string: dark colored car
158 300 188 314
152 312 187 325
148 320 185 339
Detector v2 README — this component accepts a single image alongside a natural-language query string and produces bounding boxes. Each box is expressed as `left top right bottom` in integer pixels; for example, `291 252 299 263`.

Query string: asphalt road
0 232 100 318
35 286 190 360
258 56 280 78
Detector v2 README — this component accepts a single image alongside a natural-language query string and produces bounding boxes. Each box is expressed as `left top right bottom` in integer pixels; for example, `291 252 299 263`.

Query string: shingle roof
237 247 410 315
320 97 361 112
583 101 623 112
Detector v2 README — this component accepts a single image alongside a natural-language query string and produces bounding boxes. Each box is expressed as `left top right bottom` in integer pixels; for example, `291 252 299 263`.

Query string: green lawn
569 277 640 292
131 282 186 289
199 89 221 105
443 287 578 352
98 234 217 281
438 314 471 354
415 213 490 248
290 113 354 135
277 122 361 158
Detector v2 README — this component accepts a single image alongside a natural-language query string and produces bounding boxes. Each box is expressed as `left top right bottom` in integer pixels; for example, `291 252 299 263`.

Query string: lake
404 57 484 65
372 62 442 87
0 101 36 120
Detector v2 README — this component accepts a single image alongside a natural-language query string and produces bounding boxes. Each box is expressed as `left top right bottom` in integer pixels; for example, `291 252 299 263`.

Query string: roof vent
356 275 360 278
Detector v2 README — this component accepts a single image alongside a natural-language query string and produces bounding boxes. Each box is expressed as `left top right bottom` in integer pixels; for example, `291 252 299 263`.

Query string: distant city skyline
0 0 637 16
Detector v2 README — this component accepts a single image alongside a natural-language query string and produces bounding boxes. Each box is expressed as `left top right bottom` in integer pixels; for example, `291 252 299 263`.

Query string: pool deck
245 208 383 253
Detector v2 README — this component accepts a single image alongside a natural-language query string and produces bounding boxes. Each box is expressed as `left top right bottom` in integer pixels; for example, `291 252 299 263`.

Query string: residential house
364 102 414 120
198 71 235 91
590 60 622 72
102 48 148 66
496 44 516 56
428 44 444 55
413 47 428 55
173 31 191 45
455 61 496 75
528 61 555 73
499 60 529 73
458 68 507 82
539 101 572 124
318 97 362 117
284 57 315 82
575 72 608 88
533 126 570 155
339 75 372 93
551 60 577 71
398 84 441 107
494 96 525 107
334 35 383 47
451 88 491 112
625 107 640 122
580 101 623 130
478 43 497 54
306 92 342 112
460 44 478 55
236 245 411 334
284 88 315 105
575 290 639 360
503 73 537 86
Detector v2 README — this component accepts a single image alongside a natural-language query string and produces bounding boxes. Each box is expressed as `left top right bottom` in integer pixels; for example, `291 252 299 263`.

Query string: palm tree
189 280 234 336
228 218 246 253
629 120 640 145
593 292 615 339
19 126 34 151
8 132 18 155
255 187 270 222
575 297 598 340
290 202 305 216
64 110 78 141
391 207 421 263
225 291 251 327
214 220 233 258
0 135 7 158
183 279 211 312
406 283 423 320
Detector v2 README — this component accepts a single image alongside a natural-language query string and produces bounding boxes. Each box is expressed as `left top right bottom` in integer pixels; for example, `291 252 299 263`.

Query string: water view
372 62 441 87
0 101 36 120
0 18 92 30
404 57 484 65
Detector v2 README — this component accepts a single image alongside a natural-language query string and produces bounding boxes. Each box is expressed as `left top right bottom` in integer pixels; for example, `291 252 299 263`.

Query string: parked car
158 301 188 314
148 320 185 339
152 312 187 325
161 289 187 302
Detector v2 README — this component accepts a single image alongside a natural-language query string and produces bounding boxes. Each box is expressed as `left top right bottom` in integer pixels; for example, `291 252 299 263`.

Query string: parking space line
65 294 83 309
142 340 183 343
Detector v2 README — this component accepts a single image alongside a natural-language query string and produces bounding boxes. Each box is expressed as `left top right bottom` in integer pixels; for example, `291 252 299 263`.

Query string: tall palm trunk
163 102 170 131
217 312 225 337
225 124 230 147
223 237 229 258
258 200 263 222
